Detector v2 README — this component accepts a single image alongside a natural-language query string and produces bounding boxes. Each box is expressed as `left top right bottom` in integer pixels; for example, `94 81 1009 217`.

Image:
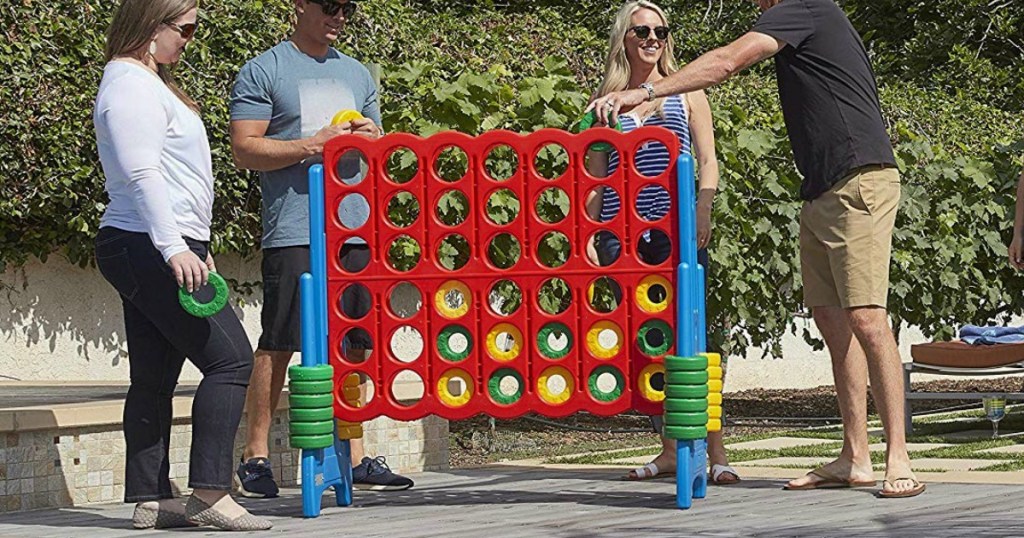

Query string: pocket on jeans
96 247 140 301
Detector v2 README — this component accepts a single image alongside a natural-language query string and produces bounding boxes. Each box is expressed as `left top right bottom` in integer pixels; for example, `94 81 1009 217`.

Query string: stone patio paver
731 456 833 468
727 437 838 451
977 444 1024 455
903 457 1010 472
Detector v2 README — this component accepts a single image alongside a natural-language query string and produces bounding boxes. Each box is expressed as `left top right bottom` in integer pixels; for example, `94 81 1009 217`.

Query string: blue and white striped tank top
600 93 691 223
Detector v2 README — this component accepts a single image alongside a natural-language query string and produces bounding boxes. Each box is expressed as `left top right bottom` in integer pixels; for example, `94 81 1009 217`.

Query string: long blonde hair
104 0 199 111
595 1 678 116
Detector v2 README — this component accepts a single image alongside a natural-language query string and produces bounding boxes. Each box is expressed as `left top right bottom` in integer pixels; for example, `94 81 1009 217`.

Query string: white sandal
711 464 740 485
625 462 664 481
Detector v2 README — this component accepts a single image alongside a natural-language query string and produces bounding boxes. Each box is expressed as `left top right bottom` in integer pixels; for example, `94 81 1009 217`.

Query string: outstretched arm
588 32 785 125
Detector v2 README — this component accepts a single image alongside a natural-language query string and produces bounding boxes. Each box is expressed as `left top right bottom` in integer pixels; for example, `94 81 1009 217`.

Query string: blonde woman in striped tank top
584 1 736 485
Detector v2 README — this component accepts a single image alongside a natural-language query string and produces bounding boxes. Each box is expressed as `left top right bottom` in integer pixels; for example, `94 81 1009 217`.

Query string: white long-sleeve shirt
95 61 214 261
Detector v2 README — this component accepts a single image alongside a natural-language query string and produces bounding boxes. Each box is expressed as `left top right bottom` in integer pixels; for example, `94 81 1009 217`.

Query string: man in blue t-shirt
592 0 922 498
229 0 413 497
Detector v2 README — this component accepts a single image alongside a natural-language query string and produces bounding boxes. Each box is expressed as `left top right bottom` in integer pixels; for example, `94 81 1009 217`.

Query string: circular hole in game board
586 185 620 223
650 370 665 391
387 235 421 272
437 234 470 271
434 146 469 183
642 324 667 350
385 146 418 184
587 277 621 314
537 277 572 315
338 372 374 407
488 279 523 317
537 231 570 269
436 190 470 226
637 229 672 266
635 139 670 177
647 282 668 304
386 191 420 229
341 328 373 364
390 325 424 363
389 282 423 319
533 143 568 180
596 370 620 394
535 187 569 224
338 193 370 230
335 148 368 186
587 230 621 267
486 188 521 225
485 144 519 181
487 233 521 270
635 184 671 222
339 237 370 273
583 142 614 179
340 283 372 320
391 370 424 408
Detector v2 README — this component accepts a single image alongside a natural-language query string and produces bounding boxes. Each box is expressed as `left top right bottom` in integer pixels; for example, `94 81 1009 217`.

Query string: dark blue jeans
95 228 253 501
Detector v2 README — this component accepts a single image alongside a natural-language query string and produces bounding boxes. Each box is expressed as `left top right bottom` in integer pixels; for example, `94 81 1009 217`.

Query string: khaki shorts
800 166 901 309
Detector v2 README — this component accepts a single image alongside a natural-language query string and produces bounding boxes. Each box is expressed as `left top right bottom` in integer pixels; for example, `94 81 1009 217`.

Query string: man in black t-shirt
591 0 922 498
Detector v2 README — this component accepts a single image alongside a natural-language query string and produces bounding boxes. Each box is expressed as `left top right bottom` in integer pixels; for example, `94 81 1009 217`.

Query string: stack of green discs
287 364 335 449
662 355 709 440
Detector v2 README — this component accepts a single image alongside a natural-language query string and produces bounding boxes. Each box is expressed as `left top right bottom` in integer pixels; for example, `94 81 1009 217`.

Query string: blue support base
299 439 353 518
674 439 708 509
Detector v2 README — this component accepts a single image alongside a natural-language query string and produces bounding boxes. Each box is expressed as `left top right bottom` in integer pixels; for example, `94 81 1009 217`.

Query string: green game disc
288 364 334 381
664 355 708 372
488 368 524 405
663 398 708 413
637 320 674 357
576 110 622 152
665 370 709 386
664 412 710 427
588 365 625 403
288 380 334 394
664 425 707 441
289 393 333 409
665 384 709 399
537 322 573 359
437 325 473 362
289 420 335 436
178 271 229 318
289 407 335 422
289 434 334 449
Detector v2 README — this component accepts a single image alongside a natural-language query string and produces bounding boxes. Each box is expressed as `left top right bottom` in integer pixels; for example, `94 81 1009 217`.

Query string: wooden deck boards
1 466 1022 537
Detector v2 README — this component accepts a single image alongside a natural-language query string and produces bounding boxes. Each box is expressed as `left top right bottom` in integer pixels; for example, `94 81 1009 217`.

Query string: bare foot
880 459 924 497
785 457 873 489
626 450 676 480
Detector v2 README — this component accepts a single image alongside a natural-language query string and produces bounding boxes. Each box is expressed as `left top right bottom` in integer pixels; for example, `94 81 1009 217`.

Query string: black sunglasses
165 21 198 40
630 25 671 41
309 0 357 18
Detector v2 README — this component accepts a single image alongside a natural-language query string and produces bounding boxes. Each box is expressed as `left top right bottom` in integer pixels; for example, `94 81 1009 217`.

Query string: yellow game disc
701 352 722 367
708 379 723 393
437 368 473 407
708 405 722 419
638 363 666 402
586 320 623 359
537 366 574 405
707 418 722 432
708 366 723 380
332 109 365 125
435 281 471 319
635 275 673 313
486 323 523 362
708 392 722 406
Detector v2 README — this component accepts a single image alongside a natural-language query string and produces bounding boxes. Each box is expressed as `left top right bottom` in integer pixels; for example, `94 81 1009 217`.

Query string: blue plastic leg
675 439 708 509
333 438 353 506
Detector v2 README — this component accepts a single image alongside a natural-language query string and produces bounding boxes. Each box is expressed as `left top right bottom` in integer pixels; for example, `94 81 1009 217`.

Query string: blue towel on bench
959 324 1024 345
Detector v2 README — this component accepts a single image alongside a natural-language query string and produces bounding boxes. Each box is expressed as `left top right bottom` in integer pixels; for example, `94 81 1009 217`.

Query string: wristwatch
639 82 656 102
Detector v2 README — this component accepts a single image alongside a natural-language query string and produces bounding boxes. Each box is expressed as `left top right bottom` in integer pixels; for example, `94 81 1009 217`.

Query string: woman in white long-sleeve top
93 0 270 531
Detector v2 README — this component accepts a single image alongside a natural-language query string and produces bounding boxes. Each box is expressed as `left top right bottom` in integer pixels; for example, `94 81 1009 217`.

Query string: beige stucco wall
0 255 996 390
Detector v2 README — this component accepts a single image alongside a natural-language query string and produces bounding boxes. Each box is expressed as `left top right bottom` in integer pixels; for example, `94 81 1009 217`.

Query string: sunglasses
165 21 198 40
630 25 671 41
309 0 358 18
